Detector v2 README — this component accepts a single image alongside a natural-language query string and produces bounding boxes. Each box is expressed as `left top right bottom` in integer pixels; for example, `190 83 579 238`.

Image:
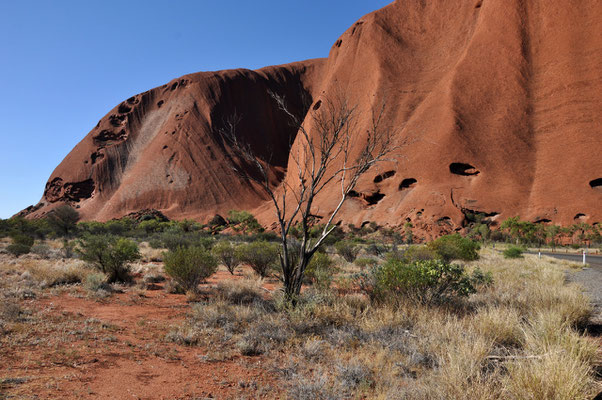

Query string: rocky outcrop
22 0 602 238
24 60 324 222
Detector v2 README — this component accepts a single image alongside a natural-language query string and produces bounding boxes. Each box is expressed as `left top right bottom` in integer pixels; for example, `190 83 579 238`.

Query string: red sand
2 274 281 399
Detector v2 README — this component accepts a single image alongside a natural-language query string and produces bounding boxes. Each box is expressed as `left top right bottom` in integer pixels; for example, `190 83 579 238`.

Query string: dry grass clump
138 241 164 263
27 260 91 288
504 348 597 400
0 257 92 290
166 250 600 399
215 279 266 305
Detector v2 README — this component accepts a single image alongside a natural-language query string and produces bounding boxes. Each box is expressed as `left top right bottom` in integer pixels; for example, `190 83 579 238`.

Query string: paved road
527 251 602 268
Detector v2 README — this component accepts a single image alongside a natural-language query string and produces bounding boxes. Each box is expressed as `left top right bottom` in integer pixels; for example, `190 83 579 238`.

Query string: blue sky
0 0 391 218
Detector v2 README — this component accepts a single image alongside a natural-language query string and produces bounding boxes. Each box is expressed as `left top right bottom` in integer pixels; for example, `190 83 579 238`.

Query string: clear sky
0 0 391 218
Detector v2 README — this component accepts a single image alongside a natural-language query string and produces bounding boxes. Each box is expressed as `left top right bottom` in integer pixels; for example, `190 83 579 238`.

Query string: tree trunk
283 254 310 306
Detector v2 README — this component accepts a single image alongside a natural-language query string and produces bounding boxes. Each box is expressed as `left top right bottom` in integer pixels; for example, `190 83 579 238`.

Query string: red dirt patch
1 273 282 399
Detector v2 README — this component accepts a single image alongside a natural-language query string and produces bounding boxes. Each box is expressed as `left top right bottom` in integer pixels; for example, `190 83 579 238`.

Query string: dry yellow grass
0 256 92 288
168 248 600 399
138 241 165 263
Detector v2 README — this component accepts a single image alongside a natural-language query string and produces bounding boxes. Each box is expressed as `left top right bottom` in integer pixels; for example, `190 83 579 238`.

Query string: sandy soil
0 269 282 400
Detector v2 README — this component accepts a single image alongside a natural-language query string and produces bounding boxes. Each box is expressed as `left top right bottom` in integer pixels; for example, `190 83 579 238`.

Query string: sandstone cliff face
24 0 601 236
26 60 324 221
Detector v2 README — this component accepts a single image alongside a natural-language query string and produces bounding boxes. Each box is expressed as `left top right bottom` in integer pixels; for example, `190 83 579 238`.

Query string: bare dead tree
219 91 397 304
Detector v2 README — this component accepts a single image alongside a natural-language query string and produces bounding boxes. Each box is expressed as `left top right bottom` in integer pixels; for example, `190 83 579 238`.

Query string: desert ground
1 235 600 399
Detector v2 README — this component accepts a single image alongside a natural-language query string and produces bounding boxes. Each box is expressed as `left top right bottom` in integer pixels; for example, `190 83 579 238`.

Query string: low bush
212 241 240 274
163 246 217 292
227 210 263 233
215 279 264 305
357 259 476 304
470 266 494 287
401 245 440 262
503 245 525 259
148 237 164 249
7 233 34 256
30 243 52 258
160 232 196 251
76 235 140 283
198 236 215 250
304 252 336 290
237 241 279 277
163 279 185 294
84 273 111 292
7 243 32 257
427 234 480 262
335 240 360 263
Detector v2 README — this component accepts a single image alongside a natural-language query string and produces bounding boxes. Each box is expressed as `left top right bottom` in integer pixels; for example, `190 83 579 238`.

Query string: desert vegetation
0 210 600 398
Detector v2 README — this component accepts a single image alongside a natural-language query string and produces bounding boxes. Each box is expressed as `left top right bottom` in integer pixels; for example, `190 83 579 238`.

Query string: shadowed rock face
22 0 601 238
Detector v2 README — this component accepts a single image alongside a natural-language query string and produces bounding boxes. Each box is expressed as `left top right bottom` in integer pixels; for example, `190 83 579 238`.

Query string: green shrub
236 241 279 277
356 259 476 304
76 235 140 283
427 234 480 262
294 224 345 246
46 205 80 237
305 252 335 290
160 232 197 252
163 246 218 292
198 236 215 250
7 233 34 256
2 217 51 240
77 218 136 236
10 233 34 247
247 231 279 242
227 210 263 233
212 241 240 274
148 237 164 249
503 245 524 259
401 245 441 262
7 243 32 257
138 218 162 235
335 240 360 263
106 219 135 236
470 267 494 287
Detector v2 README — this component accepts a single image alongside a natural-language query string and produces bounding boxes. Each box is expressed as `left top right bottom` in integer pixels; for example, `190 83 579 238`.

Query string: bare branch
218 89 402 305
